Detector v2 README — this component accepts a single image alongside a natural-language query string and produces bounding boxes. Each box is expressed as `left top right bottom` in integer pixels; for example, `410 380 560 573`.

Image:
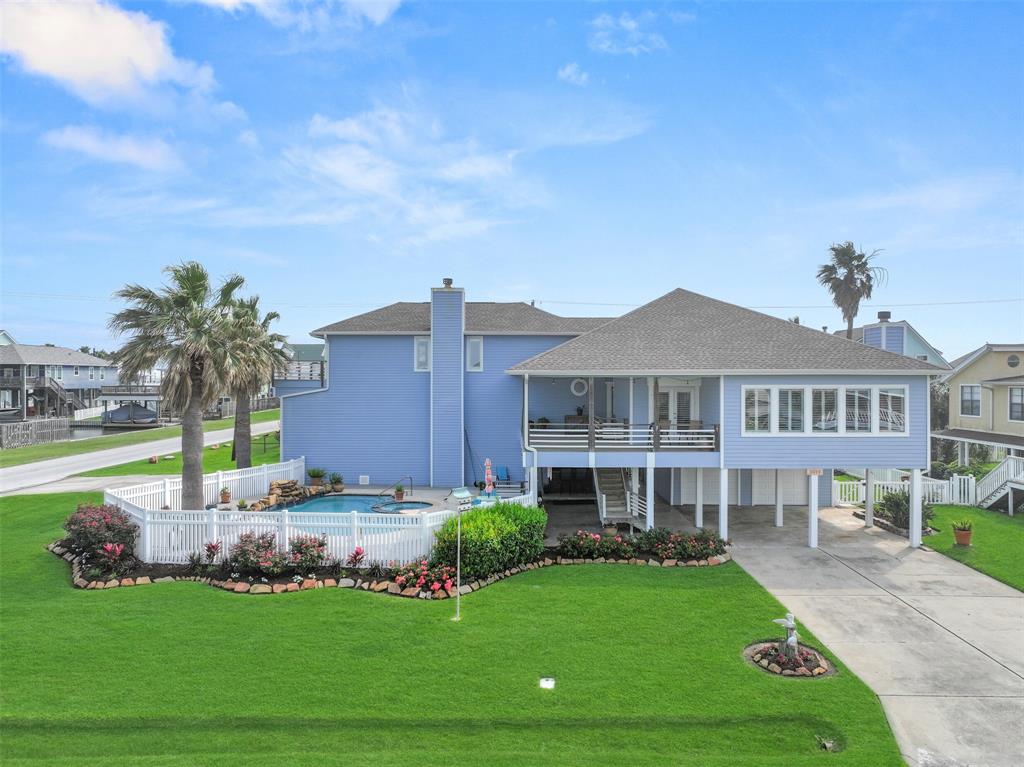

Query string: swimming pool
291 495 433 514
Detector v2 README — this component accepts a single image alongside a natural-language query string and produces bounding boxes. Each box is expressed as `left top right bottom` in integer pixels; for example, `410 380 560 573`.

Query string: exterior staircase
976 456 1024 510
594 468 629 522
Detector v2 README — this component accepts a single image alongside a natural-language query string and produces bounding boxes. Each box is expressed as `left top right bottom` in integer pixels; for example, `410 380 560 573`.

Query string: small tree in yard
110 262 243 510
226 297 288 469
816 242 887 339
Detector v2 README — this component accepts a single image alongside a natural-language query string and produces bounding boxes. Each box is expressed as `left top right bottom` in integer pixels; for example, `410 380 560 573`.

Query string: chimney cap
877 310 891 322
442 277 454 288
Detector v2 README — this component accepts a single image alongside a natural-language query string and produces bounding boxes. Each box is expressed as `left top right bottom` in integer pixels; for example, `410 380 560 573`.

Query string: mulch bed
743 640 834 678
47 542 733 598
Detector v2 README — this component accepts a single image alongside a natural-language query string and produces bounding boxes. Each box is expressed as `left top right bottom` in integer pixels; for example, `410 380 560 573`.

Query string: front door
657 387 696 428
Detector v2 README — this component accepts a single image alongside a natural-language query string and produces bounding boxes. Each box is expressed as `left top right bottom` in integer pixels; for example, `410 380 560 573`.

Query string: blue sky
1 1 1021 361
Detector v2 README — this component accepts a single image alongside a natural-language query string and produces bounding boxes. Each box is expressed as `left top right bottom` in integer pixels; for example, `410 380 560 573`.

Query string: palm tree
226 297 288 469
110 262 243 510
816 242 888 339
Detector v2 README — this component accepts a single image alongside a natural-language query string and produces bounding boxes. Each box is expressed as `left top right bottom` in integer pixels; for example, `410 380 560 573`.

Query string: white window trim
88 367 95 380
740 384 910 437
1009 386 1024 423
465 336 483 372
56 366 62 380
73 366 79 377
959 383 982 418
413 336 430 373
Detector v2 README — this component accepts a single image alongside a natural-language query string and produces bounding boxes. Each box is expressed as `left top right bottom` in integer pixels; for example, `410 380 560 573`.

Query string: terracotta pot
310 477 322 487
954 529 972 547
220 491 230 504
395 490 405 501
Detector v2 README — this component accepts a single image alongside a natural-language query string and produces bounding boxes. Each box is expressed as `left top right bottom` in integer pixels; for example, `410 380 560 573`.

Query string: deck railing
527 422 718 451
832 475 976 507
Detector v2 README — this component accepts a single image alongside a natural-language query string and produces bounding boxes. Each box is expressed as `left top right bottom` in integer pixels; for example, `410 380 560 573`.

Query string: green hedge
432 502 547 581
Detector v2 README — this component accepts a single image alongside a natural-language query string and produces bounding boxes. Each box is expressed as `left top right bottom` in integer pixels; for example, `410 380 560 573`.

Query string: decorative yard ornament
772 612 800 661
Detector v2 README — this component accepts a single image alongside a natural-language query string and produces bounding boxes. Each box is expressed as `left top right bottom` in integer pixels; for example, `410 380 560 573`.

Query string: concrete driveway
727 505 1023 767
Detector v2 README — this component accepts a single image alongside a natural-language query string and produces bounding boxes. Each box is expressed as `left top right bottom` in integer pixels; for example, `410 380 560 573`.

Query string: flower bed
557 527 728 563
743 641 832 678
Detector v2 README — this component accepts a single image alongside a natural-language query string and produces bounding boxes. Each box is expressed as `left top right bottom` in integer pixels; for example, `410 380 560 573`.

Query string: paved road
726 506 1023 767
0 421 280 495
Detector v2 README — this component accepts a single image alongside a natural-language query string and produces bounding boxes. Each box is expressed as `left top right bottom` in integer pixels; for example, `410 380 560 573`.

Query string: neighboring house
933 343 1024 462
282 280 942 548
835 311 949 367
0 331 120 419
274 341 325 396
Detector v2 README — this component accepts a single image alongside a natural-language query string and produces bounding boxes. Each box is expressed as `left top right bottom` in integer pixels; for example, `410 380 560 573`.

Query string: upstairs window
811 389 838 432
777 388 804 432
413 336 430 372
743 388 771 433
960 385 981 417
88 367 95 380
845 388 872 432
466 336 483 372
100 368 105 380
55 366 62 380
878 388 906 432
1010 387 1024 422
73 365 80 377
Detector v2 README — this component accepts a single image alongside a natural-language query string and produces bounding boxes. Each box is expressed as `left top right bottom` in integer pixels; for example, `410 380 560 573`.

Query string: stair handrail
977 456 1024 502
378 476 413 498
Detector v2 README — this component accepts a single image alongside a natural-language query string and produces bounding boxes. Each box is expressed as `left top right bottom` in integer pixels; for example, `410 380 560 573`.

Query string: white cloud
557 62 589 87
588 12 667 56
238 129 261 148
42 126 182 172
185 0 401 28
0 0 221 111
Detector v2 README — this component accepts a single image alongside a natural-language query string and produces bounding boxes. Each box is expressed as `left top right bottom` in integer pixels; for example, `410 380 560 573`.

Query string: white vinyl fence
72 406 107 421
832 474 976 507
104 458 458 565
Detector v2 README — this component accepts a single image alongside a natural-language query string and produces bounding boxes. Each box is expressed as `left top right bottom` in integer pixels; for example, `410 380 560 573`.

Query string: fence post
142 509 151 562
207 507 216 545
279 509 289 551
163 478 171 508
352 510 360 555
420 514 430 558
262 463 270 493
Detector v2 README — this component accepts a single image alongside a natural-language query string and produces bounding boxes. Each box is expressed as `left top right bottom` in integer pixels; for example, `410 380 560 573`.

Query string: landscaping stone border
742 641 834 678
851 510 934 538
48 543 731 597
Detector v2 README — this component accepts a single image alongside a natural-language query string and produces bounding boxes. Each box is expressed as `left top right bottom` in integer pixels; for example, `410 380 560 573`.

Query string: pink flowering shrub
556 527 724 561
288 534 328 571
64 504 138 558
556 530 603 558
229 532 286 575
393 560 456 594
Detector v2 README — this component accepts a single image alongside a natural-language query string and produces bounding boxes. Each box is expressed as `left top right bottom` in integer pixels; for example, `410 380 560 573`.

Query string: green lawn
927 504 1024 591
0 409 279 469
0 492 902 766
78 432 280 477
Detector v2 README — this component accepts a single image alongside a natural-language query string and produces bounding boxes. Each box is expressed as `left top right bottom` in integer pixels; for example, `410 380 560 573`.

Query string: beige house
935 343 1024 462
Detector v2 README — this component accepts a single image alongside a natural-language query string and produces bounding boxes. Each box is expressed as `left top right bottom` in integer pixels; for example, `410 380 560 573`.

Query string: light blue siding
274 379 321 396
863 327 883 349
885 326 905 355
281 335 429 485
430 289 465 487
464 337 574 485
723 375 929 469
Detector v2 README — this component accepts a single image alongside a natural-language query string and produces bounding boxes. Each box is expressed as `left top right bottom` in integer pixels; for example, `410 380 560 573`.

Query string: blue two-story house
281 280 942 548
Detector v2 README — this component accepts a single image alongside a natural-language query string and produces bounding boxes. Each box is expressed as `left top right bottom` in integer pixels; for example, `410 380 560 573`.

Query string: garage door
752 469 809 505
678 468 738 505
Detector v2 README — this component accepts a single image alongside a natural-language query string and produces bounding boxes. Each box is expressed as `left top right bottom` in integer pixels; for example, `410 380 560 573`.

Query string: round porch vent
570 378 588 397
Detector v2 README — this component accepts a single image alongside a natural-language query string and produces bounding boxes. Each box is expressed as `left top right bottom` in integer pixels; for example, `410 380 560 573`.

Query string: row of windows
2 365 105 380
961 384 1024 422
742 385 907 436
413 336 484 373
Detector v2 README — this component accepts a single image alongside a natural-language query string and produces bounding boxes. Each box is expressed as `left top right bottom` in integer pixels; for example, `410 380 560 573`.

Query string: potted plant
953 520 973 547
220 486 231 504
330 472 344 492
394 484 405 501
307 467 326 487
237 499 248 510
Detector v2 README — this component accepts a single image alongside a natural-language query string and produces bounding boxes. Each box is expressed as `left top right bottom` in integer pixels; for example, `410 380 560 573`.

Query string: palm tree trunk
233 388 252 469
180 375 206 511
846 316 855 340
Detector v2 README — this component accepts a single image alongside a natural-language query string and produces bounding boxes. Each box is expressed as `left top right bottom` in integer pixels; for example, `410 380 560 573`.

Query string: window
960 385 981 417
1010 387 1024 422
466 336 483 372
743 388 771 433
413 336 430 372
88 367 95 380
2 368 11 378
100 367 105 380
878 388 906 432
778 388 804 432
811 389 838 432
1009 355 1020 369
845 388 872 432
73 366 80 377
55 366 62 380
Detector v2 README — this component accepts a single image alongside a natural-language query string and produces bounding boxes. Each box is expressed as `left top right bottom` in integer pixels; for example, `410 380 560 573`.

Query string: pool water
293 495 432 514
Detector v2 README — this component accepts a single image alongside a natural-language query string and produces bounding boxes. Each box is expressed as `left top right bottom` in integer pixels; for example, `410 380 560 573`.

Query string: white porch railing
831 475 976 507
527 423 717 451
977 456 1024 505
104 458 459 565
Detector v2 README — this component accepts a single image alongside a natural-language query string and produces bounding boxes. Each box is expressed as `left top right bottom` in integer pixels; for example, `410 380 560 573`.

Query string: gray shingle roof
313 302 609 336
0 343 114 367
508 289 945 374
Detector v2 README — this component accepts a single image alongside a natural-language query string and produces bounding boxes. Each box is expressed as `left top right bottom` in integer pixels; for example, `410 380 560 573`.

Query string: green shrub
432 502 547 580
875 490 934 531
64 504 138 558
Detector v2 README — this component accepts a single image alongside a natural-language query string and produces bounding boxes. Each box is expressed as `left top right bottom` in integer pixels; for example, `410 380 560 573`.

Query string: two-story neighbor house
0 331 119 419
836 311 949 367
281 280 942 548
934 343 1024 462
